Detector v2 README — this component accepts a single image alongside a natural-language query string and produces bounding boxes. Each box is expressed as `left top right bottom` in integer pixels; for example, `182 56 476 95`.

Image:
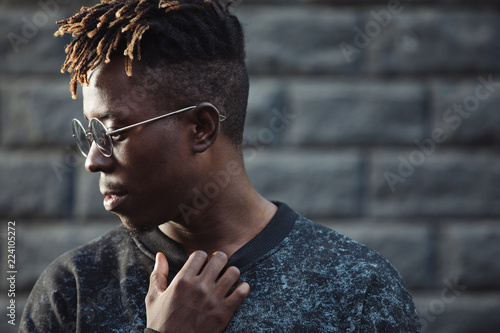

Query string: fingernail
154 252 160 270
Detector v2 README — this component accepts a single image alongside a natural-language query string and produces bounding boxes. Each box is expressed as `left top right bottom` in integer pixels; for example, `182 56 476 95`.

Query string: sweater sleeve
20 265 78 333
357 262 421 332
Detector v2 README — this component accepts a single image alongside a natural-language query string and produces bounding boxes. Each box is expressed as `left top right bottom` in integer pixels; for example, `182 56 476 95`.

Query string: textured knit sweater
21 202 421 332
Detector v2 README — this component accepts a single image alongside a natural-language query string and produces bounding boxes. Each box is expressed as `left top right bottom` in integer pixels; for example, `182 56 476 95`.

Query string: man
21 0 421 332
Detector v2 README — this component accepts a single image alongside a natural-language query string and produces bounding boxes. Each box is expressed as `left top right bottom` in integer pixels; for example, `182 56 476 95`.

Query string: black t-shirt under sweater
20 202 421 332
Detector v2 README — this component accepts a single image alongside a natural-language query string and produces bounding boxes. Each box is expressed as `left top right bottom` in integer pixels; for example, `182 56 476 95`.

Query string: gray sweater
21 202 421 332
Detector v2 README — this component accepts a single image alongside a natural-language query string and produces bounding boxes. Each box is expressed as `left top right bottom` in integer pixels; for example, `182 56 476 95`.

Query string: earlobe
191 102 221 153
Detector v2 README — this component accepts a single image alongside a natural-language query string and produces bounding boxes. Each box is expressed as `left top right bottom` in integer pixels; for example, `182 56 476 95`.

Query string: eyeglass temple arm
106 106 194 136
106 106 227 137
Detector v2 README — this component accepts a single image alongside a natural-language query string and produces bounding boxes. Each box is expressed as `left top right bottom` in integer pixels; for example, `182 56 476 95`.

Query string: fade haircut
55 0 249 147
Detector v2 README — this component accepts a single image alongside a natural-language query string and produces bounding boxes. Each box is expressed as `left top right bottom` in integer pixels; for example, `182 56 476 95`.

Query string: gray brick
0 79 81 147
413 293 500 333
432 77 500 144
286 80 426 145
0 8 73 74
368 10 500 73
369 150 500 216
0 221 117 292
244 150 362 217
0 151 72 218
244 78 289 148
237 6 362 74
440 222 500 290
322 221 434 289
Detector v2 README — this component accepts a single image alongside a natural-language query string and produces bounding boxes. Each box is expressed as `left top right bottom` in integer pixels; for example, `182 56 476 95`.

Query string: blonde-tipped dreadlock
56 0 248 147
55 0 243 99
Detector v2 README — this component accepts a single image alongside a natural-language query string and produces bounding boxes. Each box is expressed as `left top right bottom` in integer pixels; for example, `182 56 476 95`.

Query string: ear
189 102 222 153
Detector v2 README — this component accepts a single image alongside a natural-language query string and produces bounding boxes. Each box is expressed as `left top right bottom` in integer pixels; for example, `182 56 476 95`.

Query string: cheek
112 139 146 167
155 123 191 165
115 128 188 181
114 126 170 163
110 139 162 189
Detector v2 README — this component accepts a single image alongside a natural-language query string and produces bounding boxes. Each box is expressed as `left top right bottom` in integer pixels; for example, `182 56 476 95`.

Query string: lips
103 193 128 211
101 185 129 211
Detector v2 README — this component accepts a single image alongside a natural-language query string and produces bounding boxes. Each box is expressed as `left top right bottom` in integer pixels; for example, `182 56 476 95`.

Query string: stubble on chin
122 218 162 238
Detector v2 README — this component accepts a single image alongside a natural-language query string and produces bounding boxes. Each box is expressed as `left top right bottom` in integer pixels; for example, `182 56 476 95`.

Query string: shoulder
21 225 150 332
252 212 411 300
35 224 138 289
287 216 396 276
236 212 420 331
283 215 416 307
290 216 420 331
48 224 133 270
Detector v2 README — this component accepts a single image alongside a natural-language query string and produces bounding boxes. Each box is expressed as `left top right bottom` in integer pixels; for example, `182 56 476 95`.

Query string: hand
145 251 250 333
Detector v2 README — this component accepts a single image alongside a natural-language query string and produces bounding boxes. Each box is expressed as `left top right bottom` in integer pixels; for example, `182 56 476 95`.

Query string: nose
85 141 113 173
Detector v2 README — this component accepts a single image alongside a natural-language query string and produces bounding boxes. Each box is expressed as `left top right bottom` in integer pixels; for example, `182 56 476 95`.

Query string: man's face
82 60 198 233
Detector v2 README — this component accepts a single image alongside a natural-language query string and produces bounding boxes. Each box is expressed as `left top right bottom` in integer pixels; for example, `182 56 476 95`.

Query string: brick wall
1 0 499 332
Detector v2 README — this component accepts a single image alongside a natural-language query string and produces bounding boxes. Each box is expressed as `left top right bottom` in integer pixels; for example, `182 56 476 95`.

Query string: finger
177 250 208 277
215 265 240 296
200 251 229 282
148 252 169 295
225 281 250 310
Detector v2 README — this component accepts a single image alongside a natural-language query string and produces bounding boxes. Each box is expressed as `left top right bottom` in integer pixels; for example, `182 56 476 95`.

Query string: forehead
82 59 160 121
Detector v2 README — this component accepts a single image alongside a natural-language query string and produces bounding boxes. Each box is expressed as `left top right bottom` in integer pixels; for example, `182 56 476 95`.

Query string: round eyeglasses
72 105 226 158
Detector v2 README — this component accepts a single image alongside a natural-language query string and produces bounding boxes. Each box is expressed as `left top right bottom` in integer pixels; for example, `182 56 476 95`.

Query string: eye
110 132 126 141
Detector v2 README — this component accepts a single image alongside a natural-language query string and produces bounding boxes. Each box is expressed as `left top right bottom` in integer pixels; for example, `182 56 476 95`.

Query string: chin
119 215 163 238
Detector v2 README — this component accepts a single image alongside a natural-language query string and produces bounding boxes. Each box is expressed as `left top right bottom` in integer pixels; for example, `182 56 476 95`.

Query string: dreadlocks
55 0 249 146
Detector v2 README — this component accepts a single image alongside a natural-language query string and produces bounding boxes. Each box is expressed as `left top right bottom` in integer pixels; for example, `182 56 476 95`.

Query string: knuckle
176 275 191 288
144 292 156 305
235 285 249 298
212 251 227 260
226 287 249 308
192 250 208 260
193 282 210 296
225 266 241 280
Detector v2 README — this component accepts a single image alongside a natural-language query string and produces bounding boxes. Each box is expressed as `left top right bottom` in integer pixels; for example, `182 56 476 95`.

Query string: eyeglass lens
90 119 112 157
72 119 113 157
72 119 90 157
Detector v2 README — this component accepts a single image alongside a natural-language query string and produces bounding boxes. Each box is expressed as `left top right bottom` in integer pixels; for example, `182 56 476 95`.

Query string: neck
159 158 277 258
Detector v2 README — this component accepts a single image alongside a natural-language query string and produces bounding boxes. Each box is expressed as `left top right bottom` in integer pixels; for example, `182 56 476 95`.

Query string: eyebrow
83 109 126 123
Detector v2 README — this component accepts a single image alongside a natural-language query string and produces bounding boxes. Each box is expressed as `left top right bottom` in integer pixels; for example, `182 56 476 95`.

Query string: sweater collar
136 201 297 273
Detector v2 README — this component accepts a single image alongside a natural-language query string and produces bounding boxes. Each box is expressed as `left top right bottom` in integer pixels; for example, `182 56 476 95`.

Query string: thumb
149 252 169 295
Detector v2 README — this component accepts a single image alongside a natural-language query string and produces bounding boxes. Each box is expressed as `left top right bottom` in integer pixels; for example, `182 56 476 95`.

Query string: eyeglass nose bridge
78 127 102 156
84 130 94 147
